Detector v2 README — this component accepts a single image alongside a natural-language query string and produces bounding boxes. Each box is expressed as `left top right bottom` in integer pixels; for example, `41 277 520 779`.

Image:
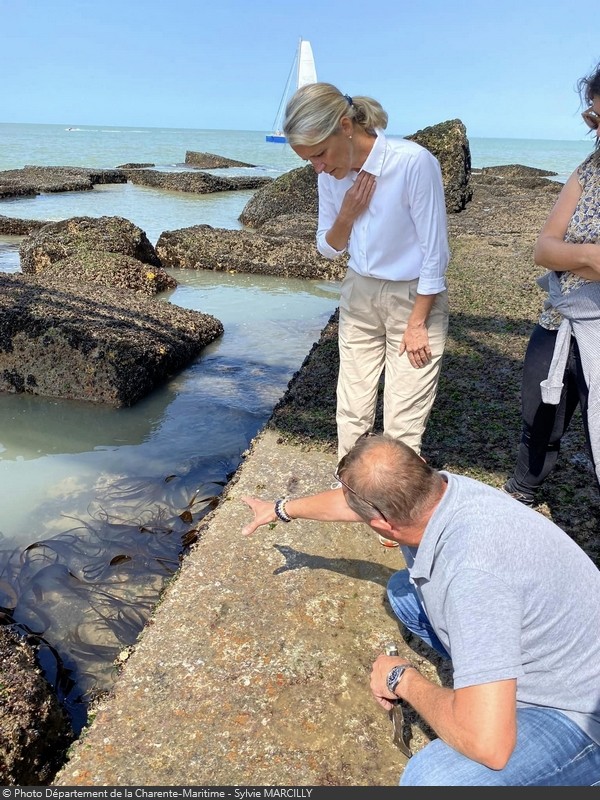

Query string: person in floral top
504 59 600 506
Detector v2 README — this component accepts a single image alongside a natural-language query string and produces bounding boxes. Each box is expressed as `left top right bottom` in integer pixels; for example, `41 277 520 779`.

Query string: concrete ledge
53 430 445 786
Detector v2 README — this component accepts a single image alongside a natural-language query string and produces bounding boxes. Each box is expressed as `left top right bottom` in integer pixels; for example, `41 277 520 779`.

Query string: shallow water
0 127 341 732
0 265 340 730
0 182 252 244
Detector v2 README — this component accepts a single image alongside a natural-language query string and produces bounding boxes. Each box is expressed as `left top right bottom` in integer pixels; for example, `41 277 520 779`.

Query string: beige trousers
336 270 449 460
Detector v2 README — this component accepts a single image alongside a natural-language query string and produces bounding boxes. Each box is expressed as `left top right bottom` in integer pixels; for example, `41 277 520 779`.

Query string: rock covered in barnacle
156 223 347 281
0 272 223 406
239 164 318 229
406 118 473 212
184 151 256 169
0 626 73 786
19 215 161 275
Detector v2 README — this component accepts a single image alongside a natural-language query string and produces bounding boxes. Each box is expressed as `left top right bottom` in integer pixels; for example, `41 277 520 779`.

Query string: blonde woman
284 83 449 472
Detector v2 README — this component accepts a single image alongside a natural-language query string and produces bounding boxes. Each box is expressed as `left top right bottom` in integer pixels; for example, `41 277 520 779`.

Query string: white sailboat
266 38 317 143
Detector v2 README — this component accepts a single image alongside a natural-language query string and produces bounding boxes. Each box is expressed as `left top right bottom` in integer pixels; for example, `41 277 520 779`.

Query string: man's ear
369 517 394 536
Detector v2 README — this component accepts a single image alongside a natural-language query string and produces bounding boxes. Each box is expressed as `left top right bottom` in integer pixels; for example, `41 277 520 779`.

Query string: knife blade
384 642 413 758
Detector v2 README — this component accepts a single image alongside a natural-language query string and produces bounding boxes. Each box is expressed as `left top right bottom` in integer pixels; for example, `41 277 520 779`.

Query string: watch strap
274 498 292 523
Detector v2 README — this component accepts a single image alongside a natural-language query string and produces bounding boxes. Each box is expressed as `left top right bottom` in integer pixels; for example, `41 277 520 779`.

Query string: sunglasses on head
582 107 600 130
334 431 388 522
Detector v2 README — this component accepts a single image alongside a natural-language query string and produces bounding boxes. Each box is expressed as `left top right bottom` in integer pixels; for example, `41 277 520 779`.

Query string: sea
0 123 595 731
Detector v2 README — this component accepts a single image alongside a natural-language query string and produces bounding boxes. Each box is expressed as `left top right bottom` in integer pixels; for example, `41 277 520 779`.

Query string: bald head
337 434 445 526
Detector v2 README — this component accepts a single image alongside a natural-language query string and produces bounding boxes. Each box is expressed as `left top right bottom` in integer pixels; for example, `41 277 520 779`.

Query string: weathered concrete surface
53 429 446 787
50 169 591 787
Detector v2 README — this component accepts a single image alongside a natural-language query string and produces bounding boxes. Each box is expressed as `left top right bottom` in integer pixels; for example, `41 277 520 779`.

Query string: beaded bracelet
274 498 292 523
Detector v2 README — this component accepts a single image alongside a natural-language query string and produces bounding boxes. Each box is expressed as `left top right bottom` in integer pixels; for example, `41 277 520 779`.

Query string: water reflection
0 267 340 732
0 464 227 732
0 237 21 273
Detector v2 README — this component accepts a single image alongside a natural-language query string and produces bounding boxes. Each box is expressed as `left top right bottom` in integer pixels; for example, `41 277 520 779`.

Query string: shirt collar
360 129 387 177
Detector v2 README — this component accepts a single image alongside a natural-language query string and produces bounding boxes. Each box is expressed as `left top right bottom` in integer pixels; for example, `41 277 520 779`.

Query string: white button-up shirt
316 130 449 295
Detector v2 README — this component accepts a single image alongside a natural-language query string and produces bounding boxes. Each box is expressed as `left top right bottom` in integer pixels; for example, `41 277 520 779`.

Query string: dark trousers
507 324 595 498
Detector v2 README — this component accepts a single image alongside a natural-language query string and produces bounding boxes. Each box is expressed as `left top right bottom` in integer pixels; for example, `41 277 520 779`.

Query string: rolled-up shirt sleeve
316 173 347 259
406 150 450 295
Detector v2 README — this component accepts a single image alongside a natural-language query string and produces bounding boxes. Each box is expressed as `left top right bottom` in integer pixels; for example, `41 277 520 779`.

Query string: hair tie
344 94 353 106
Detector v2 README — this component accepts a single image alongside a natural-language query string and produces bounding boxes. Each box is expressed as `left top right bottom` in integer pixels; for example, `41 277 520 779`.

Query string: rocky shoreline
0 122 472 410
2 130 598 784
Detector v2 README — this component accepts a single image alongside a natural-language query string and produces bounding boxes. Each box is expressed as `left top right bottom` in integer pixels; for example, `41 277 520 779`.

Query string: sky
1 0 599 141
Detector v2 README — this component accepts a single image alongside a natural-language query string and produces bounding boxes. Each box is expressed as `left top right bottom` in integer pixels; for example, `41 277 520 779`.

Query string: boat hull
265 134 287 143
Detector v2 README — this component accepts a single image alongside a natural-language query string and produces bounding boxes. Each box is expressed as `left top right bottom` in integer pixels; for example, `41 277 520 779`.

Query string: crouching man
241 434 600 786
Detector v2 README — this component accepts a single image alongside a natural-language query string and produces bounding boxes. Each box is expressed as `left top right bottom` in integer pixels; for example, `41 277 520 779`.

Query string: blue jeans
387 570 600 786
401 707 600 786
387 569 450 658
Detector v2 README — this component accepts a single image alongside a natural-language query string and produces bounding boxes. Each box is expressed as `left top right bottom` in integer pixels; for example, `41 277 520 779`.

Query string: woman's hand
338 170 376 223
324 170 376 251
240 497 277 536
399 322 432 368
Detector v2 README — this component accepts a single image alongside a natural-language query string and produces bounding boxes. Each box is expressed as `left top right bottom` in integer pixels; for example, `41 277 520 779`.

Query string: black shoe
502 482 534 507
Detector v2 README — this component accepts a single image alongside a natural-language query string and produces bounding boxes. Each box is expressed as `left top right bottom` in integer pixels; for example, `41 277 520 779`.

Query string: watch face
386 665 402 693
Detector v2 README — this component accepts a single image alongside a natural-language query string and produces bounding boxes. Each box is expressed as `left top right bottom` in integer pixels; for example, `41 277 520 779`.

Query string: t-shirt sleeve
443 569 526 689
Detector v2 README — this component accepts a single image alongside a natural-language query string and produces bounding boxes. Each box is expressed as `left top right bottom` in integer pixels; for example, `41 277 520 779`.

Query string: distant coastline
0 122 595 182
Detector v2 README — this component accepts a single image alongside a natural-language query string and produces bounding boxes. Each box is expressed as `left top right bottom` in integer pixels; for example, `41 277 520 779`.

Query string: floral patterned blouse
539 150 600 330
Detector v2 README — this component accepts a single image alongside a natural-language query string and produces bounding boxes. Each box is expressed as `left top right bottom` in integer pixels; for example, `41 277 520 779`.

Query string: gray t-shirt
403 472 600 745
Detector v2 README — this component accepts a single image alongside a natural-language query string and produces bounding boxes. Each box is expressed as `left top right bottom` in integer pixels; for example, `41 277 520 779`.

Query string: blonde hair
283 82 388 146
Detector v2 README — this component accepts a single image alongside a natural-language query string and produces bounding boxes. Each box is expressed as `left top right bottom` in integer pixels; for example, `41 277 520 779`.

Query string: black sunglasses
334 432 388 522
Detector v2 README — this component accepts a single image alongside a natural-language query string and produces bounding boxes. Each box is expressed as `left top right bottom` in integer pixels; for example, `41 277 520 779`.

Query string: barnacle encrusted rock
40 252 176 296
239 164 318 229
0 626 73 786
19 216 161 275
0 166 126 199
122 169 272 194
184 151 256 168
405 118 472 212
0 273 224 406
0 215 48 235
156 223 347 280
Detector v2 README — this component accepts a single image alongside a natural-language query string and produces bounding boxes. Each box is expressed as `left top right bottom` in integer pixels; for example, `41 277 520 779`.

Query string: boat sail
266 38 317 143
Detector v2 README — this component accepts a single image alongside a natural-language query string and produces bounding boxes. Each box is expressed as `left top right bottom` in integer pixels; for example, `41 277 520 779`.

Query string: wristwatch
386 663 417 695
